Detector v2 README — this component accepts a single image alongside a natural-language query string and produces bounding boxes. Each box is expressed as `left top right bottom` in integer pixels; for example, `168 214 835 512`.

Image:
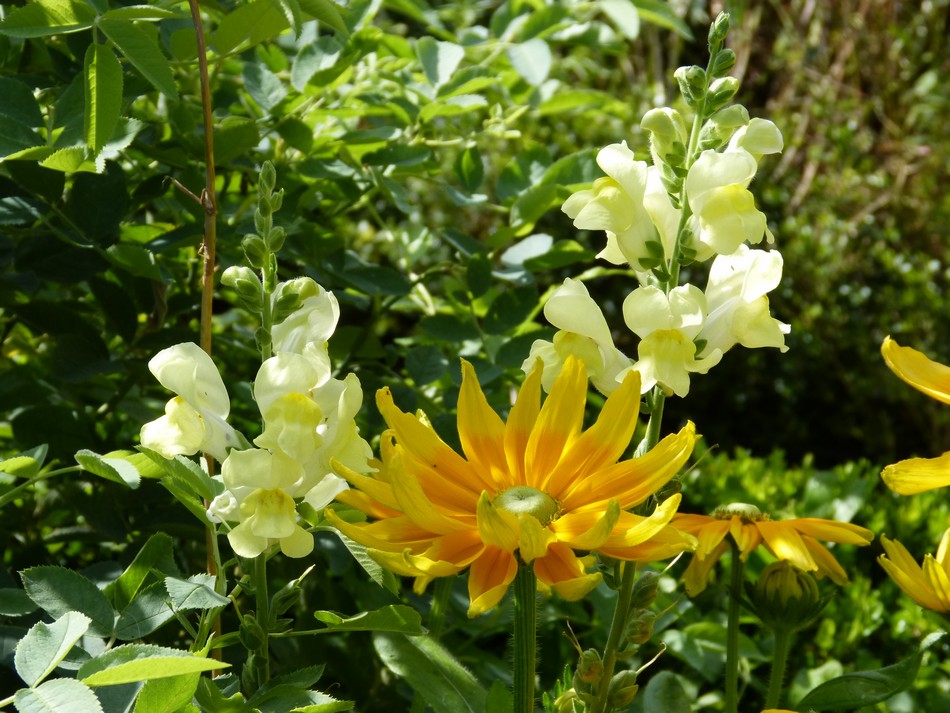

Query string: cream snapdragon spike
141 277 371 558
527 107 788 397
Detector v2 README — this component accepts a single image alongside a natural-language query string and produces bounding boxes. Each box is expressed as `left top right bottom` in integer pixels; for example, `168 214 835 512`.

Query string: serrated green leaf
113 581 175 640
509 184 557 229
21 566 115 638
417 37 464 86
79 644 227 686
505 38 551 86
100 6 184 21
165 574 229 611
213 118 260 165
138 448 218 501
641 671 691 713
84 43 123 154
214 0 289 55
290 36 343 90
244 62 287 111
0 0 96 38
0 77 44 126
39 147 94 172
104 532 180 612
373 633 486 713
0 445 48 478
98 18 178 99
13 678 103 713
297 0 350 36
795 648 924 711
133 672 202 713
333 533 399 595
273 0 303 36
0 588 38 616
314 605 424 635
75 449 141 489
14 611 91 687
0 121 44 159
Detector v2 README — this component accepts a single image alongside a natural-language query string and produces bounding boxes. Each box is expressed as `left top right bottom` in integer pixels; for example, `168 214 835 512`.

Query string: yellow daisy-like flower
673 503 873 596
881 336 950 494
879 529 950 612
327 356 697 617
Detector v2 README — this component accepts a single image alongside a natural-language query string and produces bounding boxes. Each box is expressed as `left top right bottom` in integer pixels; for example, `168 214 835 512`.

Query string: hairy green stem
764 628 793 709
589 561 637 713
725 540 745 713
513 564 538 713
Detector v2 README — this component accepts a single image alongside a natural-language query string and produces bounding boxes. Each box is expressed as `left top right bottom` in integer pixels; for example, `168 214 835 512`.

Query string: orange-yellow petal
882 452 950 495
756 521 817 572
517 514 557 563
730 519 763 560
800 537 849 585
505 360 542 485
882 336 950 405
541 369 641 497
533 541 601 600
560 423 696 511
389 452 472 534
325 509 435 552
878 535 947 611
422 529 484 568
597 524 695 562
550 500 621 551
524 356 586 489
334 489 402 519
599 494 682 549
682 540 729 596
468 546 517 616
792 518 874 545
458 360 510 490
475 492 520 552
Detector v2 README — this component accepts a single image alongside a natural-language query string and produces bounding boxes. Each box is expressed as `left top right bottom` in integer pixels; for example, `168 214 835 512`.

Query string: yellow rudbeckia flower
327 356 698 617
673 503 873 596
879 530 950 613
881 336 950 494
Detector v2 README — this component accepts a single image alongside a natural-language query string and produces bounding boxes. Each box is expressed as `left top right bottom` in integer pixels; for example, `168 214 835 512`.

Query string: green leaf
74 449 141 489
13 678 103 713
373 633 487 713
0 120 44 159
297 0 350 36
139 448 219 502
454 145 484 193
98 18 178 99
214 0 290 55
406 346 449 385
165 574 229 611
14 611 91 687
600 0 640 39
485 682 513 713
314 605 424 635
0 77 44 126
113 581 175 640
419 314 480 342
362 144 432 167
0 445 48 479
104 532 180 612
290 36 343 90
796 647 924 710
79 644 227 686
83 43 123 154
100 6 184 21
509 183 557 229
132 672 202 713
523 239 594 270
0 587 38 616
332 533 399 595
213 118 260 165
419 95 487 123
633 0 693 40
417 37 464 87
21 566 115 638
641 671 692 713
505 38 551 86
0 0 96 38
273 0 303 36
483 287 537 334
40 147 94 173
244 62 287 111
106 243 163 280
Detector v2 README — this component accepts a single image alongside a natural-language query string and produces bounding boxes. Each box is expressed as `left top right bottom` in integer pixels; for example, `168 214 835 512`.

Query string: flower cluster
141 277 371 559
525 104 788 397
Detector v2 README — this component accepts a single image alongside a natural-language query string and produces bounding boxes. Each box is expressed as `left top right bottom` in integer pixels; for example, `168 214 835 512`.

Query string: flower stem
764 628 793 709
513 564 538 713
725 540 745 713
254 553 271 683
589 562 637 713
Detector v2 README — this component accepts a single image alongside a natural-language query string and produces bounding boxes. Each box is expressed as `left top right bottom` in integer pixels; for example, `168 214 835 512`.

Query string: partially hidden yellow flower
881 336 950 494
879 530 950 612
327 356 698 617
673 503 873 596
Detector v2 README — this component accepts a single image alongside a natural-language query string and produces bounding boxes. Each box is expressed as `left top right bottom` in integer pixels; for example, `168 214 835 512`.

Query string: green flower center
712 502 770 523
494 486 560 525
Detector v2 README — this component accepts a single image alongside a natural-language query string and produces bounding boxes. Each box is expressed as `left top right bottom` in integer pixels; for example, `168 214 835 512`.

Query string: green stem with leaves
513 564 538 713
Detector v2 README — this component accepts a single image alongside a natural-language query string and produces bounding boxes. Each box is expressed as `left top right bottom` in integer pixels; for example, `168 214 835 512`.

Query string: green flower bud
748 561 829 633
242 235 268 268
267 225 286 253
710 48 737 78
254 206 271 238
257 194 273 219
630 571 661 609
271 187 284 212
574 648 603 686
271 282 304 324
674 65 707 107
552 689 583 713
708 12 730 53
259 160 277 195
222 266 263 311
698 105 750 150
221 265 258 289
239 613 266 651
607 670 639 708
641 108 688 168
625 608 656 646
705 76 740 114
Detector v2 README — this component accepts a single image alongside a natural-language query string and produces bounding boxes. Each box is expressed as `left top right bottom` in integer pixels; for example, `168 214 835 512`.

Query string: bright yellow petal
880 534 926 579
922 554 950 609
505 360 542 485
550 500 621 550
518 514 557 562
792 518 873 545
377 386 492 490
731 519 763 560
800 537 849 585
422 529 485 568
541 369 641 496
598 523 696 562
599 494 682 549
561 423 696 511
524 355 586 489
390 452 472 534
458 360 510 490
476 492 520 552
671 513 730 558
325 509 435 552
334 460 400 510
395 448 481 515
334 489 402 520
882 452 950 495
756 521 817 572
878 544 946 611
681 540 729 596
468 546 517 616
533 541 601 600
882 336 950 405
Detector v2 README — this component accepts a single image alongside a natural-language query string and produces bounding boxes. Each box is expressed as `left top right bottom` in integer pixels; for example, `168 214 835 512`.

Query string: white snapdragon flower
623 285 722 397
727 118 784 160
698 246 790 357
140 342 242 461
271 278 340 356
523 278 631 394
685 148 767 257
